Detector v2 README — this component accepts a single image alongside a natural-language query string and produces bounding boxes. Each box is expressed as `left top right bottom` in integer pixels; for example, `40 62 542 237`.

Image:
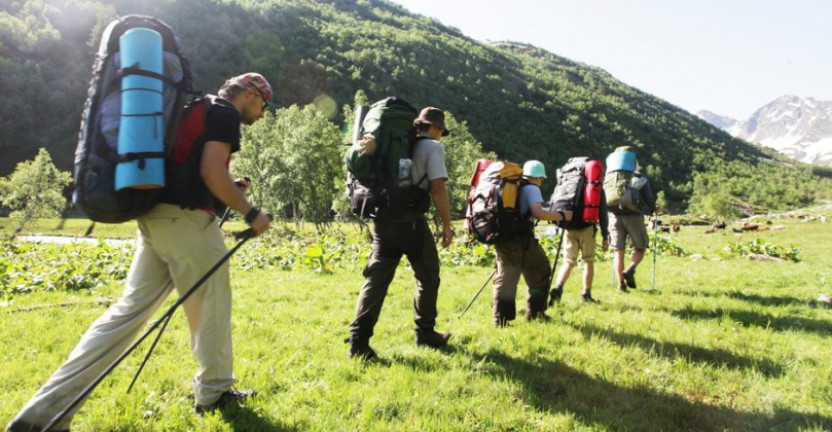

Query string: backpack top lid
345 97 417 181
606 149 636 173
469 158 493 187
481 161 523 183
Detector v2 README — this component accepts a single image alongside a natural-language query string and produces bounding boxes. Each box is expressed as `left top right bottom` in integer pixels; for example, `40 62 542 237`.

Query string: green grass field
2 210 831 431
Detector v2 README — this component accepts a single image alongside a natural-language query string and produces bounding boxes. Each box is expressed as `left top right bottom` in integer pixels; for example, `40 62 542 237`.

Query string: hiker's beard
241 106 258 125
241 100 262 125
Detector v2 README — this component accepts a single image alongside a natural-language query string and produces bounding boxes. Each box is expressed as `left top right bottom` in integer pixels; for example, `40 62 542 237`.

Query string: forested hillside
2 0 830 213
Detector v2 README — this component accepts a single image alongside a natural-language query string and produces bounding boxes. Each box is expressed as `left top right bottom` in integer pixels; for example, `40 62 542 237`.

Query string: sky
387 0 832 120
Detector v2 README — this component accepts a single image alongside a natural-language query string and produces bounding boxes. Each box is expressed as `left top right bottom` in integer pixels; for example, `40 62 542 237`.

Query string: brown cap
413 107 450 137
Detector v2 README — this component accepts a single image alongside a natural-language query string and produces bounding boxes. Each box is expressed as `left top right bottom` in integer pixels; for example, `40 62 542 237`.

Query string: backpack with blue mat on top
344 97 431 219
466 161 533 244
603 146 646 214
73 15 192 223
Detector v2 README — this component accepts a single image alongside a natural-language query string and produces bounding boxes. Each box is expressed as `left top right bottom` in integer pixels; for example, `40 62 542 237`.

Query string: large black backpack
344 97 430 219
550 157 605 229
550 157 588 229
73 15 192 223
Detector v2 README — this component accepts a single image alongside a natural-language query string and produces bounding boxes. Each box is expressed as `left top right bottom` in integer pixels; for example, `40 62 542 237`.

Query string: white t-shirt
410 136 448 191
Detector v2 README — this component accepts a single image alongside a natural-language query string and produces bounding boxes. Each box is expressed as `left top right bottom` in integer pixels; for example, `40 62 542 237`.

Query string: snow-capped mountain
697 96 832 166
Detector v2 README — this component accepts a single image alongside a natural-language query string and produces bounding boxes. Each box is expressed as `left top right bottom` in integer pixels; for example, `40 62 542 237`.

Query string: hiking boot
623 269 637 289
581 292 600 303
415 329 452 348
618 284 629 293
195 388 256 414
6 420 69 432
525 309 552 322
548 287 563 305
346 336 377 360
493 299 516 327
526 295 549 320
348 342 377 360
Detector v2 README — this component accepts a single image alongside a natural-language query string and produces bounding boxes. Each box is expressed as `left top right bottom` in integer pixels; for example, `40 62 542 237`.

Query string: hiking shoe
415 329 451 348
623 270 637 289
195 388 256 414
581 293 600 303
548 287 563 305
618 284 629 293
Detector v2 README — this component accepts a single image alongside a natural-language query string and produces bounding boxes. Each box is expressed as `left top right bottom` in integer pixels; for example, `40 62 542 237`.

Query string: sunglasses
250 86 270 110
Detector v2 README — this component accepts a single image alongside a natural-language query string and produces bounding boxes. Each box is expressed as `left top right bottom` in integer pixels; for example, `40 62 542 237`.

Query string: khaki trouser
11 204 234 430
563 225 597 265
609 213 649 250
492 236 551 304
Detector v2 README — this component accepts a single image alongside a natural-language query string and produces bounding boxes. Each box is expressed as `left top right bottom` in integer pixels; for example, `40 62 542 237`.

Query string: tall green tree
0 148 72 230
441 112 496 217
235 105 342 228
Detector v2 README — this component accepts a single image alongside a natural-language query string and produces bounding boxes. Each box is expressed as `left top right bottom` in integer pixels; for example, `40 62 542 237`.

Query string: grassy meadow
1 208 831 431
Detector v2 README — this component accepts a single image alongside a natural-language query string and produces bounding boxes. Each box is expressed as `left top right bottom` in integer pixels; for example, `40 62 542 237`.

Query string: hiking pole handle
42 234 253 432
218 177 252 228
233 212 272 239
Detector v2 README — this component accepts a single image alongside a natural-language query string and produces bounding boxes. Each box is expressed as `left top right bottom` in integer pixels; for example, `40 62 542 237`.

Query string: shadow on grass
220 404 302 432
726 292 810 307
672 290 812 307
568 322 785 377
480 349 830 431
670 306 832 336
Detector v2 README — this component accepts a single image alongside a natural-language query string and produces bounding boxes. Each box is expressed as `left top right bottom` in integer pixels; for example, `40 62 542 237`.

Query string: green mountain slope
1 0 829 212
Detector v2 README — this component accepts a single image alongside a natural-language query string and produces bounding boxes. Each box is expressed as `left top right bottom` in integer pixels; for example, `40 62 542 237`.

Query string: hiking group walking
6 15 658 432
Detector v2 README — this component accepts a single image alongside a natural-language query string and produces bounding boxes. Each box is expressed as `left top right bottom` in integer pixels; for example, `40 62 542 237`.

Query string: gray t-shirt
519 183 544 219
411 136 448 191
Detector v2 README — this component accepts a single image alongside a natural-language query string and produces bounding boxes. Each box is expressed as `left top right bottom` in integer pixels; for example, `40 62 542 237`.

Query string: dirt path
15 235 134 247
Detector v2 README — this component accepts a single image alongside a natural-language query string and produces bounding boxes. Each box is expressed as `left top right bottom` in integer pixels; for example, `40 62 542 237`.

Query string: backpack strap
117 62 187 89
410 137 430 188
118 151 166 170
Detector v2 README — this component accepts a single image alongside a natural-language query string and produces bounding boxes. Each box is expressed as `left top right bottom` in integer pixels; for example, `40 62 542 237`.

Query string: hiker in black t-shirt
9 73 273 432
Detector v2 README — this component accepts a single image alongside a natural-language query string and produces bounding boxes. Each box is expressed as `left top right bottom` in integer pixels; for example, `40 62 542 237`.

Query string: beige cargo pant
11 204 234 430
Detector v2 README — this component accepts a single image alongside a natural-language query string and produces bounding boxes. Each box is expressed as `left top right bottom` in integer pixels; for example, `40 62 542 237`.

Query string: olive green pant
350 217 441 341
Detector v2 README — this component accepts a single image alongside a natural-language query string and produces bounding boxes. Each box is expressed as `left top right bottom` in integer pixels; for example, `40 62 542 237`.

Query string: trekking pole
459 267 497 319
547 228 565 306
42 228 256 432
652 213 659 292
218 207 232 226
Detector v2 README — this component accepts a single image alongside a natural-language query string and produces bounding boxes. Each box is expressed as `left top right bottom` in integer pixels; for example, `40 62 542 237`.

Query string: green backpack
604 170 647 214
345 97 430 219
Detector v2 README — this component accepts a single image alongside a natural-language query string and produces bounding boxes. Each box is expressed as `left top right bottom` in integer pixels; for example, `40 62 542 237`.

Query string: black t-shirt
162 96 242 210
205 98 241 153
